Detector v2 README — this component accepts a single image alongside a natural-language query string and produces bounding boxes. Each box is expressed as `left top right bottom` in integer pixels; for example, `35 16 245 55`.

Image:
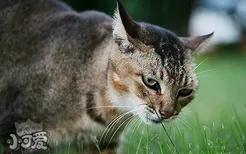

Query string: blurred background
60 0 246 153
63 0 246 47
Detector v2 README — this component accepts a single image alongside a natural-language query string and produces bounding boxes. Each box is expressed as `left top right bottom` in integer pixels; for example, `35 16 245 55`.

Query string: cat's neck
83 38 124 125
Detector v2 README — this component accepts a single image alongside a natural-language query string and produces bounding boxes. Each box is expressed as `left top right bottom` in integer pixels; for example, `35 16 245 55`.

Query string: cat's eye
178 88 193 97
142 76 160 90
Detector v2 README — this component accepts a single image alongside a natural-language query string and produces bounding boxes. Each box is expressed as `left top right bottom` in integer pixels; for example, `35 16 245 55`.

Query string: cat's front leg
101 148 116 154
82 147 116 154
99 143 118 154
79 142 117 154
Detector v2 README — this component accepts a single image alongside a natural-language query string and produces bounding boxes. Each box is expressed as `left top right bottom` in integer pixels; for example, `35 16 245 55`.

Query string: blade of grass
55 142 58 154
95 139 102 154
232 105 246 152
175 125 188 153
136 130 144 154
157 136 164 154
232 118 245 151
220 123 225 153
128 118 142 154
232 105 245 132
67 142 71 154
146 121 149 154
203 126 210 154
148 97 179 154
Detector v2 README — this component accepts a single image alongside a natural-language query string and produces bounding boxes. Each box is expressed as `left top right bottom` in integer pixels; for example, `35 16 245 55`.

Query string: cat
0 0 213 153
15 119 43 137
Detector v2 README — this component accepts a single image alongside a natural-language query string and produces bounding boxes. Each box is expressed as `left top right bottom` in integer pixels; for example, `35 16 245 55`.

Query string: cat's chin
139 115 178 124
146 118 163 124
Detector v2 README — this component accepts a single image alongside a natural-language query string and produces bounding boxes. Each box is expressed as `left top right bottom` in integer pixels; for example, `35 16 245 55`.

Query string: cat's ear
14 122 19 128
181 32 214 56
113 0 140 53
26 119 32 125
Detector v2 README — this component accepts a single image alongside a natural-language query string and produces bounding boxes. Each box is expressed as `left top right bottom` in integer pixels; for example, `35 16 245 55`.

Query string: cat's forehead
137 24 187 75
140 23 186 63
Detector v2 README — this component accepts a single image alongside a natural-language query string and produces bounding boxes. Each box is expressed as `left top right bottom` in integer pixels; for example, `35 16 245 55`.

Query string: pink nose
159 110 173 119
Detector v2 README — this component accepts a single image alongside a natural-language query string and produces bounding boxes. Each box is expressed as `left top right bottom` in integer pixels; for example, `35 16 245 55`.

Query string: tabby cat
0 0 213 153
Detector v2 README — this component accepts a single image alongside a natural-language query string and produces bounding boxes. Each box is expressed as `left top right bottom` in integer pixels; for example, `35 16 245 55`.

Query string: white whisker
107 113 137 147
176 117 193 130
195 57 209 70
129 118 142 143
180 109 193 116
134 118 143 134
182 118 193 130
172 121 177 140
149 134 158 142
123 114 141 134
106 108 140 138
196 69 215 75
197 75 210 78
175 122 183 137
99 107 139 143
100 111 128 143
86 105 138 110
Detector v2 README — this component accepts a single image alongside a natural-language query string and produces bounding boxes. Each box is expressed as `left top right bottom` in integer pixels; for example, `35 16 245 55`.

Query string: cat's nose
159 110 173 119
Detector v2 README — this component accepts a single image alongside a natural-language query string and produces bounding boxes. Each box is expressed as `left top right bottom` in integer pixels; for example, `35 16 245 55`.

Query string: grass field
121 47 246 154
1 47 245 154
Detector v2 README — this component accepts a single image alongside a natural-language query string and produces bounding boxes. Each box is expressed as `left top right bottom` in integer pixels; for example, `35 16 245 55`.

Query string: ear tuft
113 7 128 45
113 0 139 54
116 0 139 38
181 32 214 55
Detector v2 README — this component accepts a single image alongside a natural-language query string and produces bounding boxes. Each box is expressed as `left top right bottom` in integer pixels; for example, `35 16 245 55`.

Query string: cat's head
107 0 213 123
15 119 43 136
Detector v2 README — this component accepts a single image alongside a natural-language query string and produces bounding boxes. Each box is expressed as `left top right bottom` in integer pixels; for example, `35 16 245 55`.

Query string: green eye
142 76 160 90
178 88 193 97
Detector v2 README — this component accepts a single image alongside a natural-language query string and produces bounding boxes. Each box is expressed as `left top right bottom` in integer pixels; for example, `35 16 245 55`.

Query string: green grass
2 47 246 154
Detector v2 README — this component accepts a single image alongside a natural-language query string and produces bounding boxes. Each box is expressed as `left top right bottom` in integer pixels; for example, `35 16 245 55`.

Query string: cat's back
0 0 112 71
0 0 113 113
0 0 112 29
0 0 113 137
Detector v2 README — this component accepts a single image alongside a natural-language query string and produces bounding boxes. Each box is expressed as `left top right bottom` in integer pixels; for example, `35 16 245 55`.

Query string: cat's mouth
146 117 162 124
144 107 178 124
146 116 178 124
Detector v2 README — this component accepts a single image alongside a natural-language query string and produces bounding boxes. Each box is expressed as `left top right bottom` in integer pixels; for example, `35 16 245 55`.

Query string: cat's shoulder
0 0 113 30
79 10 112 24
0 0 71 11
